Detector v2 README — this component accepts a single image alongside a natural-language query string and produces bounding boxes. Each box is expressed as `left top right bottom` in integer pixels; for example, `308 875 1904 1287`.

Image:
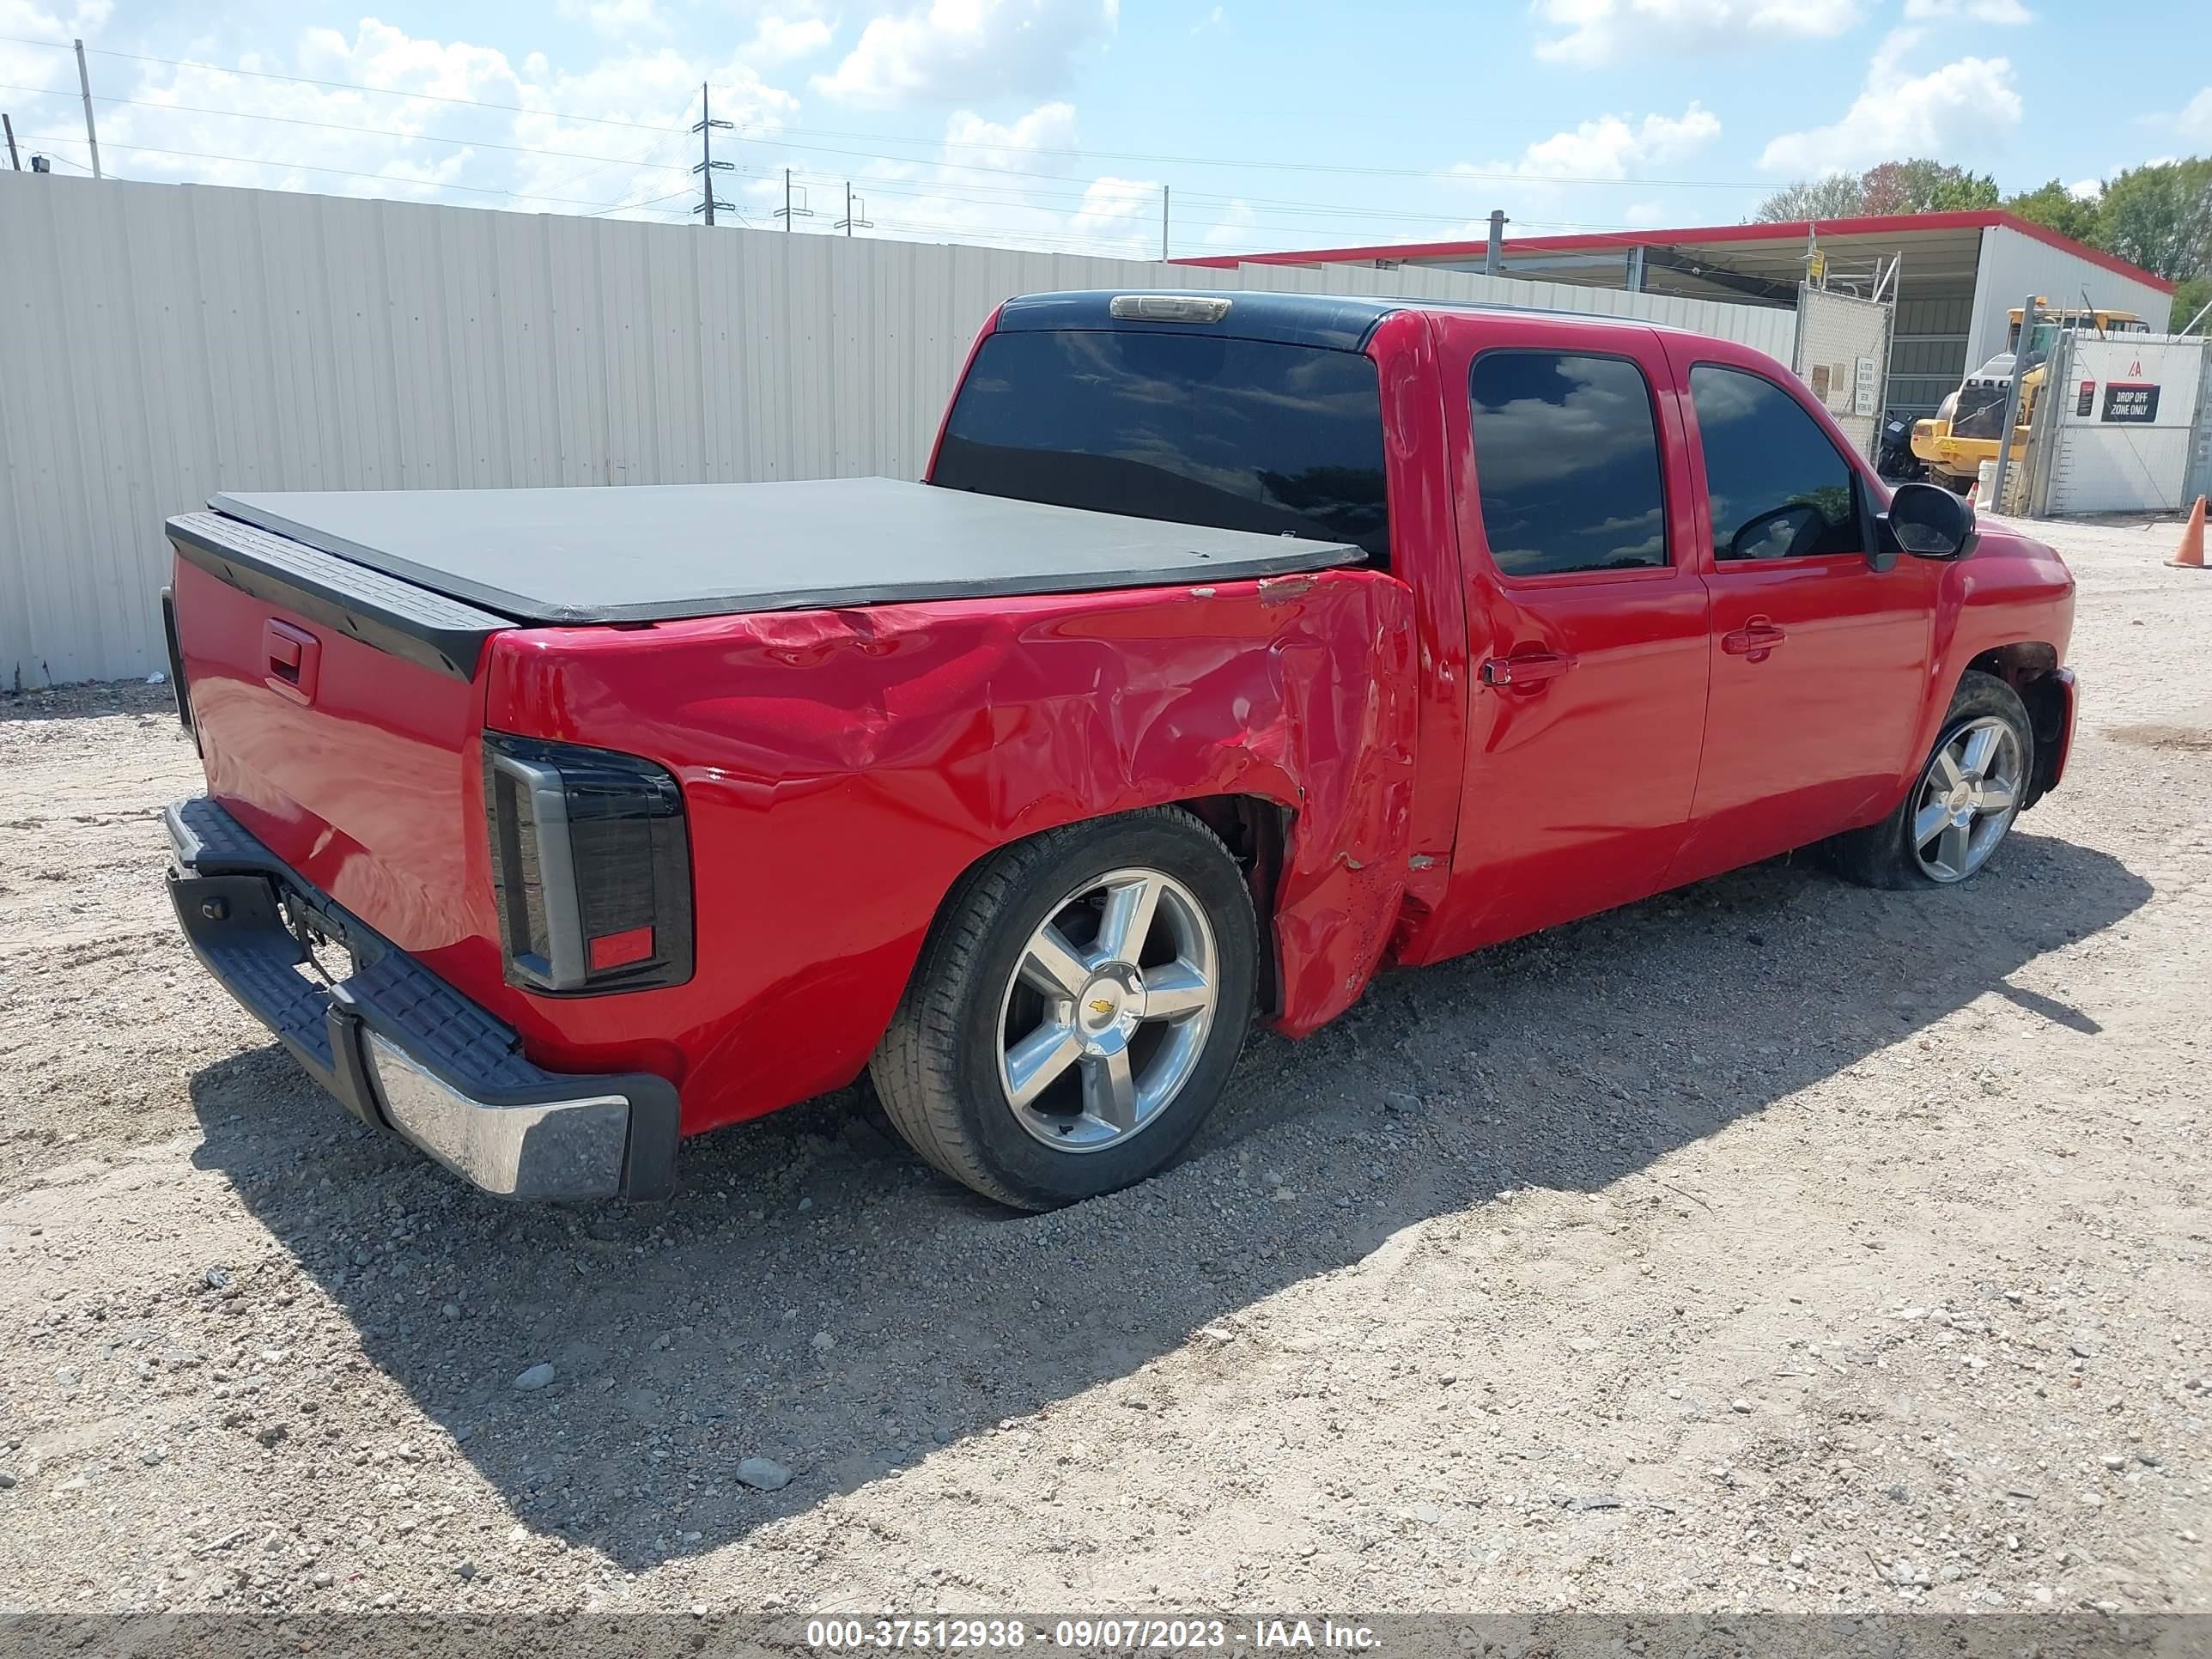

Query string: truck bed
206 477 1364 627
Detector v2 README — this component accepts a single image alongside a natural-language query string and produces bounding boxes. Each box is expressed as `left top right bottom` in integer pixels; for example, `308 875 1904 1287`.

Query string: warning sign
2102 382 2160 423
2075 380 2095 416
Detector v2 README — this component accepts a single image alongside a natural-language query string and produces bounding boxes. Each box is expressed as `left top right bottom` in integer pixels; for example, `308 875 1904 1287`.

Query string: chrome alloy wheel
995 867 1219 1152
1912 715 2024 883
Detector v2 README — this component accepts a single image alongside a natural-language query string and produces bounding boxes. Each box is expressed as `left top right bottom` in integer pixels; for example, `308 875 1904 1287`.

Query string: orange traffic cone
2173 495 2208 569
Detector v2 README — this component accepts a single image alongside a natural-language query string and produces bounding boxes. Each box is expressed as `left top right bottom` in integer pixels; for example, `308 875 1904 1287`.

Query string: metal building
1185 211 2177 421
0 172 1797 687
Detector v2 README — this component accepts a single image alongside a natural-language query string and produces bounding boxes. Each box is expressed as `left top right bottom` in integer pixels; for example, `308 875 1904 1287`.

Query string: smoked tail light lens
483 735 693 995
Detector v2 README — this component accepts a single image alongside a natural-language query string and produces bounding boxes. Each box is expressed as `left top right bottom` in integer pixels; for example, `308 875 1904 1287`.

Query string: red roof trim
1176 210 2175 296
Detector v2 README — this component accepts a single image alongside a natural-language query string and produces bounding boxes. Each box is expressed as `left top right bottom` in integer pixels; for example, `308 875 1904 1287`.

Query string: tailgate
165 511 512 985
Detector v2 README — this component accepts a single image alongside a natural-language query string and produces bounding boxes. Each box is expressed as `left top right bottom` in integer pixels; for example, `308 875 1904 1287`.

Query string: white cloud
815 0 1118 106
1200 198 1257 248
941 100 1079 172
2067 177 2102 201
743 14 837 64
2177 87 2212 143
1759 34 2021 175
557 0 668 37
1443 104 1719 234
1902 0 2029 18
1532 0 1861 66
70 19 797 222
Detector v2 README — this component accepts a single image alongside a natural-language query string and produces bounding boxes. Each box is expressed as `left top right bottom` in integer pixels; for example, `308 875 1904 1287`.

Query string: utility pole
690 82 732 225
3 115 20 172
1161 185 1170 262
74 39 100 179
774 168 812 231
1484 209 1508 276
1987 294 2039 517
833 181 871 236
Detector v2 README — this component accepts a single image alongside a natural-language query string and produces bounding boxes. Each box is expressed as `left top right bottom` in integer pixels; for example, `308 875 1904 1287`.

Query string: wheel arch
1960 642 2069 808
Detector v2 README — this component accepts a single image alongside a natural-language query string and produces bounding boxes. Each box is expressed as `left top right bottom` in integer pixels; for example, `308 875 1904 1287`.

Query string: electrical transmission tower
690 82 732 225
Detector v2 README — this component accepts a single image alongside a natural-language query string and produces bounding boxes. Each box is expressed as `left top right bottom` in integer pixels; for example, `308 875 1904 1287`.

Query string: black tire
1831 669 2034 890
1930 468 1977 496
870 808 1258 1209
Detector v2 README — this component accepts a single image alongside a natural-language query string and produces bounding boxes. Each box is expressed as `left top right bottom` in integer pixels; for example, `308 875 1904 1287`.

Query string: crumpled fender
486 568 1418 1130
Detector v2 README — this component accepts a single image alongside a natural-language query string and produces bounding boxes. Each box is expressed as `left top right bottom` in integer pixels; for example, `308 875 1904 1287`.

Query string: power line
0 32 1765 191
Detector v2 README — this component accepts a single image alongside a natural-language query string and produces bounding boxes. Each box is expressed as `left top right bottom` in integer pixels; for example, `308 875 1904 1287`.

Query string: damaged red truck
161 290 2077 1209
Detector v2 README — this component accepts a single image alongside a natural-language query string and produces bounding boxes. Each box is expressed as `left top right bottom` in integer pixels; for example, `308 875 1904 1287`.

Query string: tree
2005 178 2101 244
2096 158 2212 285
2172 274 2212 335
1861 158 2000 215
1753 175 1865 223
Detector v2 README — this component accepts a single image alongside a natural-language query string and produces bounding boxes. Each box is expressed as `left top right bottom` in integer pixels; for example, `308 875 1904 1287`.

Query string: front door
1427 317 1711 959
1666 352 1940 884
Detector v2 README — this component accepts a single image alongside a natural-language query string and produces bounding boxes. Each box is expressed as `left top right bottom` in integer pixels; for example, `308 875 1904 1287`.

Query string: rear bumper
165 797 678 1200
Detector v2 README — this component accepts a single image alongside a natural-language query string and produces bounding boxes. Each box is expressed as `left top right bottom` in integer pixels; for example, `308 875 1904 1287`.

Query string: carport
1184 211 2177 421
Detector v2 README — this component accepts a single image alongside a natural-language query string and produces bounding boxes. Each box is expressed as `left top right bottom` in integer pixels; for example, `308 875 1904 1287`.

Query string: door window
1690 365 1861 562
1468 350 1668 577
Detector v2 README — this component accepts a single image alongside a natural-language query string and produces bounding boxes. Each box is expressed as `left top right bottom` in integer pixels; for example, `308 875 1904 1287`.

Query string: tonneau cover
209 477 1364 626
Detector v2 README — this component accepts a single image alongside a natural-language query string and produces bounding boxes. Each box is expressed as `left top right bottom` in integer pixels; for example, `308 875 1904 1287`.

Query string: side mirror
1878 481 1978 565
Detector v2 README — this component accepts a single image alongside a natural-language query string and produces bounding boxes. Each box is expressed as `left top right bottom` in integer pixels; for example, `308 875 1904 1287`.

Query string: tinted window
933 329 1389 562
1468 351 1668 577
1692 365 1860 561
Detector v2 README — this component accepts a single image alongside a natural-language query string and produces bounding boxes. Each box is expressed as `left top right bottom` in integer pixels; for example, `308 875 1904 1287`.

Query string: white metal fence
0 173 1794 685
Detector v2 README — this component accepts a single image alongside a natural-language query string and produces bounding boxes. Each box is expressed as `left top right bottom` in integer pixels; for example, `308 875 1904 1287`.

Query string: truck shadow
185 828 2147 1572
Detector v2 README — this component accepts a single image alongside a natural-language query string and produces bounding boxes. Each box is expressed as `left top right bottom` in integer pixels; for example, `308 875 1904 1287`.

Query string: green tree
1861 158 2000 214
2004 178 2100 243
2172 274 2212 335
2096 158 2212 285
1753 174 1865 222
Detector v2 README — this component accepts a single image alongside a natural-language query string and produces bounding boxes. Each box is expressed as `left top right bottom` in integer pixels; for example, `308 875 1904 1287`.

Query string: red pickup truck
160 289 2076 1209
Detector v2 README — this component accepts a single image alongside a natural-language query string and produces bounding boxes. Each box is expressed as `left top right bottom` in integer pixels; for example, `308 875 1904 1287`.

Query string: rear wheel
1930 468 1978 496
871 809 1257 1209
1832 670 2033 889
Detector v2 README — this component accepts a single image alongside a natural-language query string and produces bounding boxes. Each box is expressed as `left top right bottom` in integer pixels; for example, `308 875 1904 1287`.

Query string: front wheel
1832 670 2033 889
871 809 1258 1209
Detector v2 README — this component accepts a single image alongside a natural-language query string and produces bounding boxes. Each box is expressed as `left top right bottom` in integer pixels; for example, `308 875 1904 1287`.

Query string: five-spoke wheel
1911 715 2024 883
871 809 1257 1209
999 868 1219 1152
1832 668 2036 890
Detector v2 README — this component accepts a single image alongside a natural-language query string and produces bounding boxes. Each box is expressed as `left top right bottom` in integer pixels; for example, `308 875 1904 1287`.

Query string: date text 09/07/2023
804 1619 1382 1651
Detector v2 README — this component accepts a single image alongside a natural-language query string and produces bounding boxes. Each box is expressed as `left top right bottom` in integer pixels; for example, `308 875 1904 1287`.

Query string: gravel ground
0 512 2207 1620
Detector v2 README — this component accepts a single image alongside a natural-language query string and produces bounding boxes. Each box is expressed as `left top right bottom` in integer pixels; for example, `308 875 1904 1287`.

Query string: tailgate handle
263 620 323 705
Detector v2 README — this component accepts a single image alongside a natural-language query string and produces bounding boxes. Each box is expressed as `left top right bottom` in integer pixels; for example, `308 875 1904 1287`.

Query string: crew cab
159 290 2077 1209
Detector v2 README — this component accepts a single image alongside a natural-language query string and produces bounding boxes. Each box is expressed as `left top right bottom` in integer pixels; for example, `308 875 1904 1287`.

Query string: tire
870 808 1258 1209
1832 669 2034 890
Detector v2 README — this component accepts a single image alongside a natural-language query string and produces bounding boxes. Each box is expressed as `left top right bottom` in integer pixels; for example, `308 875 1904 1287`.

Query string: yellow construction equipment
1911 303 2153 493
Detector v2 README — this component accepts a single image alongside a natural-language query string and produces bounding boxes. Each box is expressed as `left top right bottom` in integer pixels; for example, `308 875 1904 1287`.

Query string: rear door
1429 314 1711 957
1663 353 1941 884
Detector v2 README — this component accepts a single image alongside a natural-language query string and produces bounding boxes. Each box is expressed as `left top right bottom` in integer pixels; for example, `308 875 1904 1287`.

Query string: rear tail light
483 735 693 994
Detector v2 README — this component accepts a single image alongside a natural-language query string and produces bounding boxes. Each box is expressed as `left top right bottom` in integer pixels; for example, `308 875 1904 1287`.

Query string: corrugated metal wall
1967 224 2176 368
0 172 1795 685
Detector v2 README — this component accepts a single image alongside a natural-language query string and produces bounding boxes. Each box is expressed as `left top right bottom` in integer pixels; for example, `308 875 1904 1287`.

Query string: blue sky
1 0 2206 258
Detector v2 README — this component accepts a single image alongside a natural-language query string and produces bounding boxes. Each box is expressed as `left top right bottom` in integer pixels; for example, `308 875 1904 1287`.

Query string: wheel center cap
1945 782 1975 814
1076 963 1144 1052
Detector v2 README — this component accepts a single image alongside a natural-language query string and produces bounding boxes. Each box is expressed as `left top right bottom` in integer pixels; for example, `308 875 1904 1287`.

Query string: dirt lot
0 512 2207 1621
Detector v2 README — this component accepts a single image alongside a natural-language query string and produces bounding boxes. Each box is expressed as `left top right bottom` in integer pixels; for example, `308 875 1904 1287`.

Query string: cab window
1468 350 1668 577
1690 365 1860 562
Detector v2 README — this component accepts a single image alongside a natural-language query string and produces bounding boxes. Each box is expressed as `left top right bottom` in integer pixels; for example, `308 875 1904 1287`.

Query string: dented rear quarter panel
483 568 1419 1134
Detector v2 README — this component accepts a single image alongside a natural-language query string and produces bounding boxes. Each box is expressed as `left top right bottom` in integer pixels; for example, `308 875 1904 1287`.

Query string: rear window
931 329 1390 564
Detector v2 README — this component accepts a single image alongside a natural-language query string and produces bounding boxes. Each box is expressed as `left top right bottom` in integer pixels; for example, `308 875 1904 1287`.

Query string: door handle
262 619 322 705
1480 652 1576 689
1721 617 1787 659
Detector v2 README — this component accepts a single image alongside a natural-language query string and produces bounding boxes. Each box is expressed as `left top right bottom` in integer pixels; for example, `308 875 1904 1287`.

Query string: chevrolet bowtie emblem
1088 998 1116 1016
